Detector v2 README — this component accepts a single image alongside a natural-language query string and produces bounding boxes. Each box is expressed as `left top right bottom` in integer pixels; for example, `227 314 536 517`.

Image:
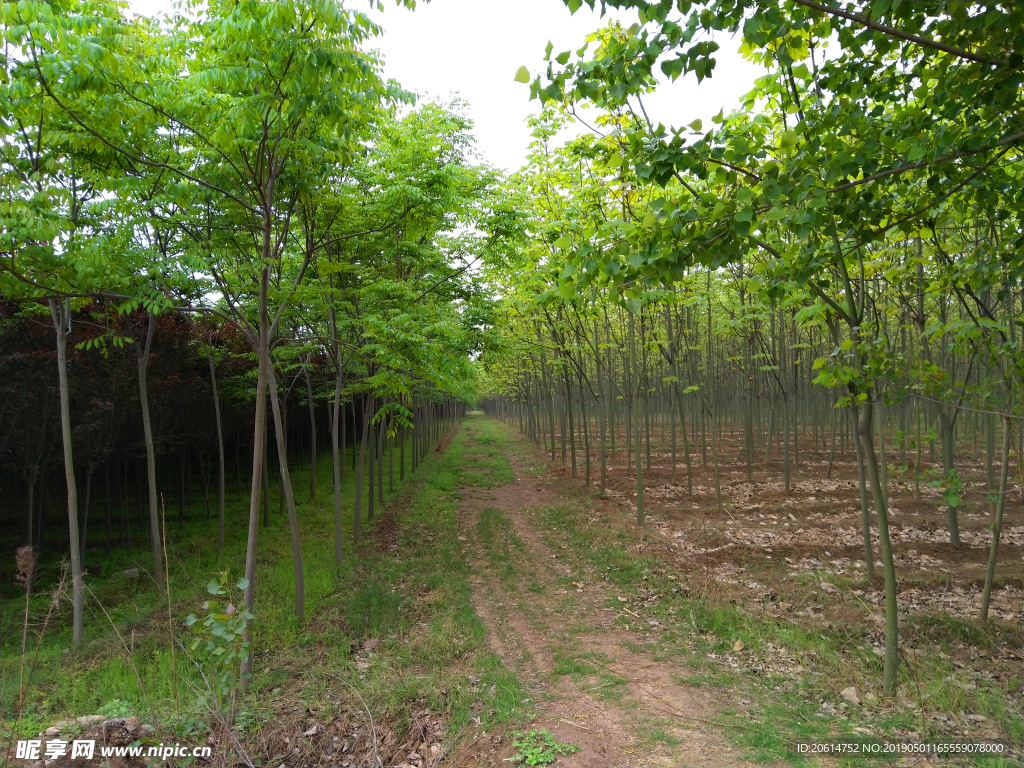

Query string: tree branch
789 0 1005 66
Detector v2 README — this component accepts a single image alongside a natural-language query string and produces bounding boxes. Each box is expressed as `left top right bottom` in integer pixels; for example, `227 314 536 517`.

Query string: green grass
1 418 534 757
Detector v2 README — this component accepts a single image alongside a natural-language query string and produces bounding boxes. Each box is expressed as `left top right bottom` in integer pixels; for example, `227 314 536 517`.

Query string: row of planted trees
0 0 505 677
481 0 1023 695
0 302 467 572
483 261 1021 523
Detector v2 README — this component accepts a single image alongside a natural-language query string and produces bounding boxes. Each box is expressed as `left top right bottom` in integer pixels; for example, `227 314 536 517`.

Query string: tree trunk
305 364 317 499
330 361 344 569
136 310 164 590
980 419 1012 623
630 313 644 526
267 363 305 621
377 412 386 506
206 348 226 552
858 399 899 692
851 406 875 579
354 395 373 544
49 298 84 645
242 262 272 690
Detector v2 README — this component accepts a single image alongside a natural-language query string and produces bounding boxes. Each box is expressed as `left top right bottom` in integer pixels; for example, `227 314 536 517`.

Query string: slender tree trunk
242 261 272 690
858 398 899 692
630 313 644 526
206 350 226 552
368 409 376 521
50 298 84 645
330 360 344 569
826 403 837 480
851 406 876 579
305 364 317 499
354 395 373 543
135 310 164 591
267 363 305 621
565 370 577 476
377 412 386 505
980 419 1012 623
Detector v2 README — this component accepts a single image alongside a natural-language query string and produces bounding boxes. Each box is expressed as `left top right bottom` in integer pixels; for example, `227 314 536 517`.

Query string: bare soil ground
595 431 1022 646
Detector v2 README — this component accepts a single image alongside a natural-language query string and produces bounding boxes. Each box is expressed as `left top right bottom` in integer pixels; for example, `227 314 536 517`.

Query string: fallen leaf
841 686 861 706
733 639 745 652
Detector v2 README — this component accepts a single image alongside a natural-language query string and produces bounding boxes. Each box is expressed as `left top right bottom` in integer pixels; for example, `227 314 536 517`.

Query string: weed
97 699 135 718
183 569 252 716
510 729 580 767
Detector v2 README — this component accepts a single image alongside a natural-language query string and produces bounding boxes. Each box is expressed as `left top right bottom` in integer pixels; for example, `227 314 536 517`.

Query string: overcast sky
127 0 765 172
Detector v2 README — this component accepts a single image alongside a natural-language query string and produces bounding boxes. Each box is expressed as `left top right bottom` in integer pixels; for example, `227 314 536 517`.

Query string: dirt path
451 421 746 768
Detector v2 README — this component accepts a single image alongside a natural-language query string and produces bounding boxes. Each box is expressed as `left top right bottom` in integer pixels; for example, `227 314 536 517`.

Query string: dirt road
449 419 746 768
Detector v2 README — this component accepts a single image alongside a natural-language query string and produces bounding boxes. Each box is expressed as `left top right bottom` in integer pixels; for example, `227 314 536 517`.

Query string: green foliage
510 729 580 767
926 467 964 508
97 699 135 719
184 570 253 712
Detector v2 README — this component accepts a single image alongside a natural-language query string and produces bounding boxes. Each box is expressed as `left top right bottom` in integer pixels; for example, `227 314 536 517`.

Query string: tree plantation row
0 0 508 691
1 303 463 586
1 0 1022 721
476 0 1023 700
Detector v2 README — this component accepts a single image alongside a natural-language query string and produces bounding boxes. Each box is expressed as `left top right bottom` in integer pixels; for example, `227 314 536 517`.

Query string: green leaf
779 130 799 149
906 143 926 162
566 0 583 13
514 66 530 84
236 577 249 590
207 580 224 595
688 118 702 131
554 234 572 249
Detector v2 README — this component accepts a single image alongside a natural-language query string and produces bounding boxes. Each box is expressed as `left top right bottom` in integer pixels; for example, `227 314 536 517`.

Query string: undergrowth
1 420 534 762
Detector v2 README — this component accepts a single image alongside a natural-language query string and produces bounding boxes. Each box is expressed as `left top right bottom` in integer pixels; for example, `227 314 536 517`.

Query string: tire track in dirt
453 422 748 768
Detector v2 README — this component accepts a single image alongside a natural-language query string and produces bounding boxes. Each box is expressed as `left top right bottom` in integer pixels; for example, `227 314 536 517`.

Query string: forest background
0 0 1021 764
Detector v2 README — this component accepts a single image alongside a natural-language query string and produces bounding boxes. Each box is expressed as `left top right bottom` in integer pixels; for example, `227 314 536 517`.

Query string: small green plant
511 729 580 767
98 699 135 719
184 569 253 714
925 466 963 507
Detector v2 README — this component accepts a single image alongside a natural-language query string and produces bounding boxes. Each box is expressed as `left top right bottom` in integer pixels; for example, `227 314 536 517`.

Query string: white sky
127 0 766 172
